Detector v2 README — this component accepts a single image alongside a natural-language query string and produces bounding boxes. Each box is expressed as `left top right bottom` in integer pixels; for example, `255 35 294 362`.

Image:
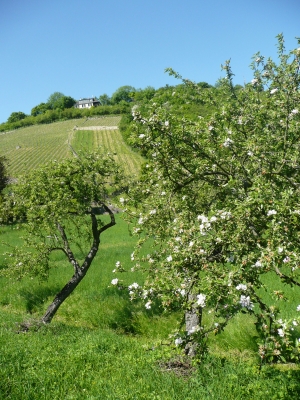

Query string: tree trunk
185 294 199 357
41 270 87 324
41 206 115 324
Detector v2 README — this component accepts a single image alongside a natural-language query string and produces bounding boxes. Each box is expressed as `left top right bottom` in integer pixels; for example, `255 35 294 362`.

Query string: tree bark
185 294 199 357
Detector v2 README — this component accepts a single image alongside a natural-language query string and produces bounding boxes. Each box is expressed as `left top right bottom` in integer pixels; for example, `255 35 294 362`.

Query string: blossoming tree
116 35 300 363
1 151 123 325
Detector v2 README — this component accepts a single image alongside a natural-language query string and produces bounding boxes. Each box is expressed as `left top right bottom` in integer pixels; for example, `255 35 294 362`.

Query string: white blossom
115 261 121 268
283 256 290 263
278 247 283 253
267 209 277 216
236 284 247 291
145 301 152 309
270 88 278 94
254 260 262 267
223 138 234 147
291 109 298 115
149 209 157 215
196 293 206 307
251 78 258 85
128 282 139 290
175 337 183 346
111 278 119 285
119 197 125 204
220 211 232 219
297 305 300 311
166 255 173 262
139 134 146 139
239 295 253 310
277 328 285 337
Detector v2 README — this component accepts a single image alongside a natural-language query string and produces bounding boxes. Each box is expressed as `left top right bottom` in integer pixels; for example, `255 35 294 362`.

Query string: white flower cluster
174 337 183 346
198 214 216 235
289 109 299 118
267 209 277 216
196 293 206 308
223 138 234 147
236 283 247 291
219 210 232 220
270 88 278 94
239 295 253 310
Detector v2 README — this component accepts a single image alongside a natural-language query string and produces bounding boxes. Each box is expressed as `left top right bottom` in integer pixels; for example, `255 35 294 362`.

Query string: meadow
1 117 300 399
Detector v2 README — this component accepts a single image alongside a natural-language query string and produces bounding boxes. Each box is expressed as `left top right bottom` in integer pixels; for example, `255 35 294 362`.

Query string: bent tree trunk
41 206 115 324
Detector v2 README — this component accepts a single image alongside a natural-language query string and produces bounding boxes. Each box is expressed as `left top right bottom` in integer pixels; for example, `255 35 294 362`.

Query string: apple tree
116 35 300 363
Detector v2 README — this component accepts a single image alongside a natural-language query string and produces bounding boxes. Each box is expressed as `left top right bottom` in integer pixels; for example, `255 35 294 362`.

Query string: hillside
0 115 144 178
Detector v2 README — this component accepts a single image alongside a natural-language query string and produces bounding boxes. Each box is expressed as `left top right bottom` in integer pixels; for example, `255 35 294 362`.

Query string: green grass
1 117 300 398
73 128 144 177
1 217 300 399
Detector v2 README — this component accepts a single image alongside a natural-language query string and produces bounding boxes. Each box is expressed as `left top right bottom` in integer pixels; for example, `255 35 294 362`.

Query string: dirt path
74 126 118 130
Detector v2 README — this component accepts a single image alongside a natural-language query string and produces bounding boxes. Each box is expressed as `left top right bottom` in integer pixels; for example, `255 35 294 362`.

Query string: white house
74 98 100 109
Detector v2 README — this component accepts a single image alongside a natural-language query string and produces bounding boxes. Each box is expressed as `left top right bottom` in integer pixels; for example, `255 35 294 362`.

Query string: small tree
7 111 27 123
1 151 123 325
111 86 136 104
117 35 300 364
0 156 8 195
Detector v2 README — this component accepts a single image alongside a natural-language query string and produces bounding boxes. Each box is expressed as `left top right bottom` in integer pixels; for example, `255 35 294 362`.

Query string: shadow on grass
102 287 166 335
20 285 61 314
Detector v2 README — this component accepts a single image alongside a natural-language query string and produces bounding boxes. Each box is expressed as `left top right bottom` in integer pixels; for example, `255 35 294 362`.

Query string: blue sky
0 0 299 123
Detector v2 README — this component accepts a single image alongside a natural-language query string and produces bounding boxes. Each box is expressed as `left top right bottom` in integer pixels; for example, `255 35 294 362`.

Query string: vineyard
0 116 143 178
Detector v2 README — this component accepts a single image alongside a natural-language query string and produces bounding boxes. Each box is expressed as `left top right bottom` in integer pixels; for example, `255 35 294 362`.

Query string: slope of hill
0 116 143 178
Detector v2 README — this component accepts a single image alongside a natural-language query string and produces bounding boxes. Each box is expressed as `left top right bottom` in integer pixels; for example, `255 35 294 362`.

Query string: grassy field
1 218 300 399
0 116 143 178
1 118 300 398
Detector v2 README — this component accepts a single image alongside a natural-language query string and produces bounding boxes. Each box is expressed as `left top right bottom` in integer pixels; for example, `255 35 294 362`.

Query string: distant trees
111 86 136 104
7 112 27 123
47 92 65 109
31 102 51 116
99 94 111 105
47 92 76 110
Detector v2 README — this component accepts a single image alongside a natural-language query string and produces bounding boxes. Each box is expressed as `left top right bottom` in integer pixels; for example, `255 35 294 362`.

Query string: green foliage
111 85 136 104
31 102 51 116
99 93 111 105
7 111 27 123
117 35 300 364
47 91 65 109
